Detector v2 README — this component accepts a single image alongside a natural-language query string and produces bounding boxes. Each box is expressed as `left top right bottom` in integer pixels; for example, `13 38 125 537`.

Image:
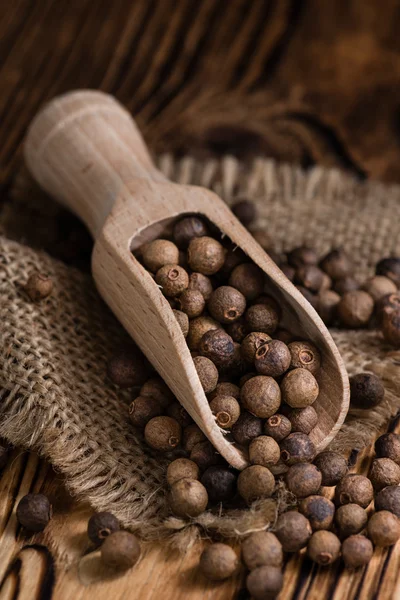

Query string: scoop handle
24 90 165 238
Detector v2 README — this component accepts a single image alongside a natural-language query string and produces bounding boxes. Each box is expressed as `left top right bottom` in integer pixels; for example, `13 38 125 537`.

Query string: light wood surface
24 90 349 469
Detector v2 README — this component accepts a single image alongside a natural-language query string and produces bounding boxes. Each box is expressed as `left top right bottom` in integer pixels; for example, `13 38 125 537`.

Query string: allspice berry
363 275 397 302
232 411 263 446
288 341 321 375
288 406 318 435
140 376 174 408
245 303 279 334
142 239 179 272
335 504 368 538
382 308 400 346
320 248 352 280
317 289 341 326
375 485 400 517
368 457 400 491
281 264 296 281
281 368 319 408
169 478 208 517
167 402 193 427
237 465 275 504
254 340 291 377
341 535 373 569
199 329 235 368
249 436 280 467
178 289 205 318
285 463 322 497
226 317 248 342
173 216 208 248
299 496 335 531
87 512 120 546
144 416 181 451
188 272 213 301
221 247 247 275
334 276 360 295
295 265 325 293
190 441 221 471
193 356 219 393
129 395 162 428
375 256 400 287
231 199 257 226
375 432 400 464
183 424 206 453
287 246 318 268
187 316 220 350
241 332 272 363
229 263 264 301
187 236 225 275
246 566 283 600
280 433 316 465
307 530 341 565
201 466 237 504
367 510 400 547
337 290 374 328
275 511 312 552
208 382 240 401
241 375 281 418
313 451 348 486
209 395 240 428
16 493 52 532
199 543 239 581
101 531 140 570
155 264 189 297
349 372 385 409
173 309 189 337
208 286 247 324
264 414 292 441
334 474 373 508
24 273 53 301
167 458 200 486
242 531 283 570
108 349 150 388
376 292 400 323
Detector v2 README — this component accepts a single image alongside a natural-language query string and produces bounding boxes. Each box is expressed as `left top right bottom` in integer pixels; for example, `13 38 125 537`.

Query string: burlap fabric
1 156 400 547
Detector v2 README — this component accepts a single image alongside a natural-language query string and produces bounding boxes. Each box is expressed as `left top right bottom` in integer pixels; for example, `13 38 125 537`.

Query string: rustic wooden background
1 1 400 598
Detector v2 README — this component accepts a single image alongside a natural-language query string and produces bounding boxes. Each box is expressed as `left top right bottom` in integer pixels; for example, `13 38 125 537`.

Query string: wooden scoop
24 90 349 470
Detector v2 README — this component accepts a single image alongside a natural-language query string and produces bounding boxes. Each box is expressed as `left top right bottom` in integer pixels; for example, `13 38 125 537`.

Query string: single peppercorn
245 303 279 334
288 341 321 375
333 277 360 295
307 530 341 566
335 504 368 538
337 290 374 328
335 474 373 508
87 512 120 546
107 349 150 388
241 375 281 419
299 496 335 531
226 317 248 342
24 273 53 301
237 465 275 505
249 436 280 467
190 441 221 471
187 236 225 275
188 272 213 301
178 289 205 318
313 451 348 486
254 340 291 378
193 356 219 394
140 376 174 408
281 368 319 408
167 458 200 486
156 264 189 297
231 199 257 227
209 395 240 429
173 216 208 248
16 493 52 532
201 466 237 504
382 308 400 346
229 263 265 301
367 510 400 547
183 424 207 453
207 286 247 324
288 406 318 435
375 256 400 287
280 433 316 465
129 395 162 428
246 565 283 600
287 246 318 269
200 543 239 581
349 372 385 409
242 531 283 570
169 478 208 517
241 332 272 363
375 433 400 464
144 416 181 451
232 411 263 446
142 239 179 272
363 276 397 302
320 248 352 280
101 531 140 570
173 309 189 337
295 265 325 293
317 289 341 326
187 316 221 350
342 535 373 569
208 382 240 401
375 485 400 517
369 458 400 491
264 414 292 441
167 402 193 428
275 511 312 552
285 463 322 497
